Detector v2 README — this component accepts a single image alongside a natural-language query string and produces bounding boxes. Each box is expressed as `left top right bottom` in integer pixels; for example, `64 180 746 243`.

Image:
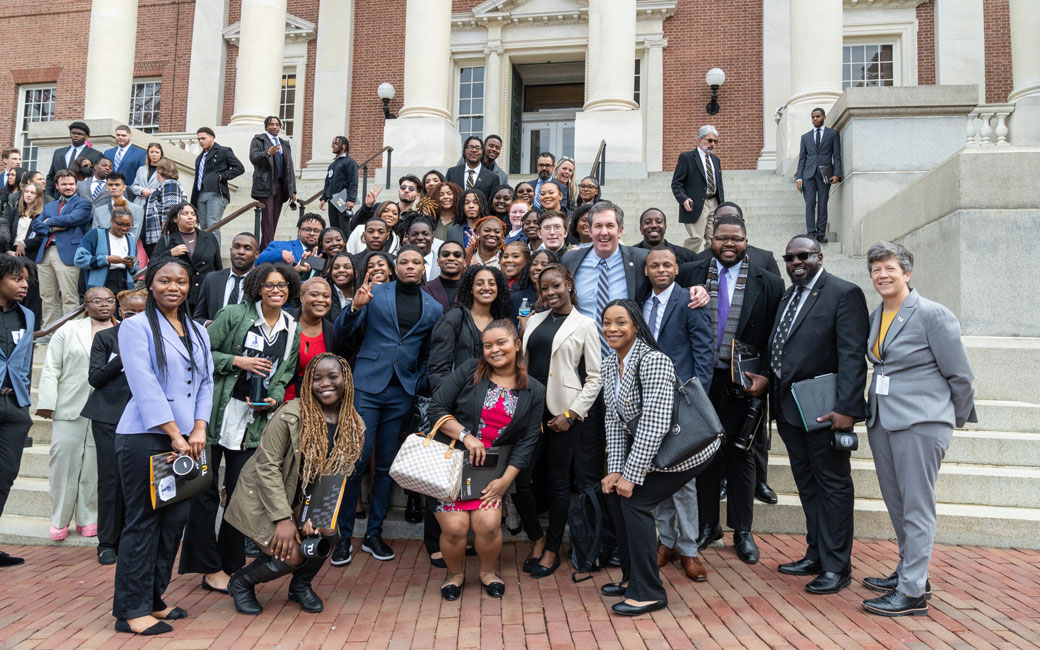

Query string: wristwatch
458 428 471 442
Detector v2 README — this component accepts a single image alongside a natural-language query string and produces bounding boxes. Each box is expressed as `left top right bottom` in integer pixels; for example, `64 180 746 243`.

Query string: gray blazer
92 199 144 241
866 289 977 431
76 178 111 209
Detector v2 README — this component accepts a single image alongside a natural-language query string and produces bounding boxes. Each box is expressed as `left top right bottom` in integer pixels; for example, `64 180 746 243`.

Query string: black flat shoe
156 606 188 620
612 600 667 616
0 551 25 566
778 557 822 576
607 547 622 567
862 572 932 599
114 619 173 635
530 554 561 579
733 531 760 564
522 555 541 573
201 578 229 594
483 581 506 598
696 524 723 551
806 571 851 595
430 556 447 569
97 548 116 565
441 583 463 601
755 482 778 504
863 590 929 617
601 582 627 597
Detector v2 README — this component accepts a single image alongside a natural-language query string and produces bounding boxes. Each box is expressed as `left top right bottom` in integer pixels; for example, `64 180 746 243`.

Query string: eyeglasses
782 252 819 263
703 138 718 144
712 235 746 244
299 227 322 234
399 185 417 192
87 298 116 305
439 250 464 258
536 162 554 168
261 282 289 291
578 184 599 190
465 144 483 151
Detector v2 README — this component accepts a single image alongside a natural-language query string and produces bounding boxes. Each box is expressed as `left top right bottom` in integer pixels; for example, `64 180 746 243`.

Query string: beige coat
37 318 100 420
521 309 602 418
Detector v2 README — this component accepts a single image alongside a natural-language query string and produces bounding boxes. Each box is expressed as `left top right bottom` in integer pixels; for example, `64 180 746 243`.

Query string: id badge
11 329 25 344
244 332 265 352
875 374 890 396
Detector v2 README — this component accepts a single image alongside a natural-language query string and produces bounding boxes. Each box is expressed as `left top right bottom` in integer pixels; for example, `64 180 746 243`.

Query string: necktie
705 153 715 196
466 169 475 190
533 180 543 208
66 146 78 167
597 259 610 357
229 274 243 306
197 152 206 190
717 266 730 350
770 286 805 376
648 295 661 340
92 180 103 199
815 128 821 149
114 147 125 169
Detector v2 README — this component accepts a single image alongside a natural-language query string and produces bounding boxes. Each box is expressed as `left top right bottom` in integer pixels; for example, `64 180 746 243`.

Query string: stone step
17 446 50 479
0 515 99 548
968 400 1040 434
964 337 1040 403
5 476 52 519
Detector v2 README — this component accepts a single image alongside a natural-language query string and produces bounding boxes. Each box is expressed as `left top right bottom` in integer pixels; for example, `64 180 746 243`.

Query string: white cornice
453 0 676 29
222 13 316 46
844 0 928 9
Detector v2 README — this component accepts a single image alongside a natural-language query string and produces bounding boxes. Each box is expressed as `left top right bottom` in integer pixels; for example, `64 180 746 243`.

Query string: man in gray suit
91 172 144 240
796 108 842 243
860 242 976 617
77 158 113 210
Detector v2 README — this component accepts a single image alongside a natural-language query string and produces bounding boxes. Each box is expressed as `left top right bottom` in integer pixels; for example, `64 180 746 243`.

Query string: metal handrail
360 146 394 208
33 305 84 339
590 140 607 187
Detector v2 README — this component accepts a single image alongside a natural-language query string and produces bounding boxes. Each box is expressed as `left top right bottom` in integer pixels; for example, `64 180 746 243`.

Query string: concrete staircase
4 170 1038 550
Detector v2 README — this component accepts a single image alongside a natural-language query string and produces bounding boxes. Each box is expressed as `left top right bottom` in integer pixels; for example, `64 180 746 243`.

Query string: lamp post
378 82 396 119
705 68 726 115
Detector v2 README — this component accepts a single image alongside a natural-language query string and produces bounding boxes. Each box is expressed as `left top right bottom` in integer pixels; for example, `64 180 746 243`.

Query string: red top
283 331 326 402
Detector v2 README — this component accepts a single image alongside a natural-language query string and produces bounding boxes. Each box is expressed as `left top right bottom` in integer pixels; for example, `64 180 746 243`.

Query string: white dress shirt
642 282 676 340
223 270 249 307
65 144 85 167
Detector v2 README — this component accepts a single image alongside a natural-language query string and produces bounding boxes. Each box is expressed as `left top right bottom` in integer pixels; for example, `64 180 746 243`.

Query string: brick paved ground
1 534 1038 649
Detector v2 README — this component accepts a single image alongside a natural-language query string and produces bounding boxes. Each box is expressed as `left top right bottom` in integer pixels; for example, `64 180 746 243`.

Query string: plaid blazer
603 338 719 484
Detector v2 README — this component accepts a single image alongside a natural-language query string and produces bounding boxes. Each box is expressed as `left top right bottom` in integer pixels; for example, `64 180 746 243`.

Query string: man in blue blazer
0 257 35 566
796 108 842 242
332 245 442 564
30 170 92 329
255 213 325 266
641 245 714 581
104 125 147 200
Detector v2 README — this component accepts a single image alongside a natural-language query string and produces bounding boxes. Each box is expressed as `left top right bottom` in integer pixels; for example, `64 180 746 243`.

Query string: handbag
389 414 465 501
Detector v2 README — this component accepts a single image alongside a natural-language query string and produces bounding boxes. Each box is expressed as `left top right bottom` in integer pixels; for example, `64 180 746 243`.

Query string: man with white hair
670 125 725 252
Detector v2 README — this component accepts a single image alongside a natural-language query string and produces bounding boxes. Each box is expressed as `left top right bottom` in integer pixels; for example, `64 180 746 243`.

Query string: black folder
460 445 515 499
149 446 211 509
299 474 347 529
731 340 761 390
790 373 837 432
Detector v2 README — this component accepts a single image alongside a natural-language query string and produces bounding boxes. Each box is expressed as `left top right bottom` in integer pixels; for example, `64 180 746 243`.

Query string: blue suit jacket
256 238 305 266
30 195 93 265
116 312 214 435
645 285 714 392
334 281 442 396
0 303 35 406
104 145 148 191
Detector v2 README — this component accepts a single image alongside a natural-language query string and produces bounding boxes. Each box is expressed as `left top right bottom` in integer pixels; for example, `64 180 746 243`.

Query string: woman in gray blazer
861 242 976 618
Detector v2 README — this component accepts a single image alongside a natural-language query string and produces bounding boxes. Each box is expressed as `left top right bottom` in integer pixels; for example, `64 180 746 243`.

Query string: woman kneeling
223 354 365 615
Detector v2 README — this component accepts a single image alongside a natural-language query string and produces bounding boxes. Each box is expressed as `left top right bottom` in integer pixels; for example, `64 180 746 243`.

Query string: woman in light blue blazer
74 200 139 292
860 242 976 619
112 256 213 636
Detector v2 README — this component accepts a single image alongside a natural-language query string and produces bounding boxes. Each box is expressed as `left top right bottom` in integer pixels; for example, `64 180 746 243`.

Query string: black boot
288 539 334 613
228 554 297 615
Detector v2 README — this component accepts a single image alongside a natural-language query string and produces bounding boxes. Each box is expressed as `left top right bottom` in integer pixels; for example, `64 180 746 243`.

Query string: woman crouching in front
223 353 366 615
427 319 544 600
599 300 721 617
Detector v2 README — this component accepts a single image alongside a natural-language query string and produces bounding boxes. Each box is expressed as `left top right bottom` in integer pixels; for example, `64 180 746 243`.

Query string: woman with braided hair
465 215 505 269
224 353 365 616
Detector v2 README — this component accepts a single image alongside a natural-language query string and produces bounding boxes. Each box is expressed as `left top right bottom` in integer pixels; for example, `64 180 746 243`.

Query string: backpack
567 485 615 582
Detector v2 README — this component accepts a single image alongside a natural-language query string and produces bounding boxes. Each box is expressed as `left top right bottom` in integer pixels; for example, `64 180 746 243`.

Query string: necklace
549 310 568 322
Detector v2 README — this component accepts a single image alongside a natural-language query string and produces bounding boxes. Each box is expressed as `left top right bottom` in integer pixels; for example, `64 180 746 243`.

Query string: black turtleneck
395 280 422 336
439 276 461 306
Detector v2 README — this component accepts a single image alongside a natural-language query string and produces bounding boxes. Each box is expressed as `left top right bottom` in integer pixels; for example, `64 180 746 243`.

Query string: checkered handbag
389 415 464 501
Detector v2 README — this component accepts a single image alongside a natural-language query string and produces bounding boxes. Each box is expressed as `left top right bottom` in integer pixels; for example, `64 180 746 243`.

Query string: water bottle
518 297 531 317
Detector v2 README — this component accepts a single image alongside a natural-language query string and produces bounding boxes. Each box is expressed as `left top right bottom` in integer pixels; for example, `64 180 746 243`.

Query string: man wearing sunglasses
671 125 725 253
424 240 466 312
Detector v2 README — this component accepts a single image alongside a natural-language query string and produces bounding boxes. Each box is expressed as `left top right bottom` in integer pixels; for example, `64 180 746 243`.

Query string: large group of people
0 125 977 635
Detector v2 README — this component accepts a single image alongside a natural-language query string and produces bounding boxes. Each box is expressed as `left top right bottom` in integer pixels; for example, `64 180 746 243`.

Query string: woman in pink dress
427 319 544 600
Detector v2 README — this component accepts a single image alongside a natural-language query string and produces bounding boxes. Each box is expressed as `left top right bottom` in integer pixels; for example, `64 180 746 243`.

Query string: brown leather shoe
657 543 679 568
680 555 708 582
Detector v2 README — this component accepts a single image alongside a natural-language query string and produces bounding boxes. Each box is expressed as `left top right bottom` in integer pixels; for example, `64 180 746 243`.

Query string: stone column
483 38 504 141
83 0 138 121
644 39 665 173
933 0 986 90
758 0 791 169
383 0 460 168
305 0 355 177
185 0 229 131
1008 0 1040 144
228 0 287 127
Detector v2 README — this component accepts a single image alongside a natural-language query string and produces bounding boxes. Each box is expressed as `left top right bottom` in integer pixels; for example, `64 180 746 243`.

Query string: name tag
109 352 118 362
12 329 25 344
244 332 265 352
875 374 890 396
327 170 334 178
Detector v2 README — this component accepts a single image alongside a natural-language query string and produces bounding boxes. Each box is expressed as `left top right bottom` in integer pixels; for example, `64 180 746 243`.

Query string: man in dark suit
30 170 92 327
529 151 555 208
318 135 358 233
796 108 842 242
77 158 113 209
642 245 713 582
693 202 780 277
193 232 258 324
190 127 245 246
446 136 498 201
671 125 725 253
249 116 297 248
676 215 784 564
45 121 104 197
768 234 868 595
103 125 147 199
634 207 696 265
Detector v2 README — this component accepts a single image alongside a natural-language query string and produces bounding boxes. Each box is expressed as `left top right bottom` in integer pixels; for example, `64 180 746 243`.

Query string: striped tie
596 258 610 357
705 154 716 197
466 169 475 190
114 147 125 170
92 180 103 199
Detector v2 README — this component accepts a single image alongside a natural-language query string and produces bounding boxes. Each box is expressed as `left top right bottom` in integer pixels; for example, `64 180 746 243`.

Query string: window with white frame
633 59 642 106
129 79 162 133
15 84 56 171
280 73 297 137
842 43 894 89
457 66 484 142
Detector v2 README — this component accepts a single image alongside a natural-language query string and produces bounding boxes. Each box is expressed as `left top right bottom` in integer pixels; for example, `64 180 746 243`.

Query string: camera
300 535 331 559
172 455 201 480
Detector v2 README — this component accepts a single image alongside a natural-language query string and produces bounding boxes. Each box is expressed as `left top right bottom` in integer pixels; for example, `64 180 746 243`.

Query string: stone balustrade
157 132 204 155
966 104 1015 146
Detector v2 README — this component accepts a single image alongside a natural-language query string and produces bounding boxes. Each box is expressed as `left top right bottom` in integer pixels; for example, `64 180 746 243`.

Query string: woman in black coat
152 202 222 310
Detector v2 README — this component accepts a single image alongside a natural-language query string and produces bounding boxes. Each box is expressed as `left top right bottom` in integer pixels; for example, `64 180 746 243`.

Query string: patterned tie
114 147 125 170
596 258 611 357
466 169 475 190
770 286 805 376
92 180 103 199
229 274 243 306
649 295 661 340
717 265 730 350
197 152 206 191
705 152 715 197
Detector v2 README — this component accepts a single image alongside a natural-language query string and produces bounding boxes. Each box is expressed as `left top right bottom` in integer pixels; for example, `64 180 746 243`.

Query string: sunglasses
439 250 464 258
782 252 819 263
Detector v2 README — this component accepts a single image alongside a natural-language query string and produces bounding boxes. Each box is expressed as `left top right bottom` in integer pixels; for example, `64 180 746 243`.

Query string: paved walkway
0 534 1037 649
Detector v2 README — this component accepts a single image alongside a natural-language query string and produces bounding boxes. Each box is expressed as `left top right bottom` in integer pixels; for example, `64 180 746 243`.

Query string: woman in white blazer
519 263 601 578
35 287 118 540
130 144 163 206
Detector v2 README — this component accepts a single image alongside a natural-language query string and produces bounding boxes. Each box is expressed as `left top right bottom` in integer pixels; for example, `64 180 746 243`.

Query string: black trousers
543 409 600 553
802 173 831 238
511 429 546 543
91 420 125 553
606 467 698 603
0 394 31 517
573 399 606 491
179 445 255 575
754 412 770 483
776 419 853 573
697 369 756 532
113 433 190 620
328 205 348 233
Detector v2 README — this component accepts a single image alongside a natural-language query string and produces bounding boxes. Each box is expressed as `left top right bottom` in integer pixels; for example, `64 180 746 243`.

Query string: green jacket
207 301 300 449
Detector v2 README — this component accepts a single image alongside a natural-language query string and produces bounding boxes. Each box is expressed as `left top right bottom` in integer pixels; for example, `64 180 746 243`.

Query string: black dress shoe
733 531 760 564
601 582 627 597
244 538 260 558
201 577 229 594
612 600 668 616
0 550 24 567
696 524 723 551
778 557 823 576
607 547 622 567
806 571 851 594
817 235 829 243
114 619 173 635
404 494 424 524
530 554 561 579
719 478 728 501
863 590 929 617
441 583 462 601
97 548 117 565
483 581 506 598
755 482 778 504
862 572 932 599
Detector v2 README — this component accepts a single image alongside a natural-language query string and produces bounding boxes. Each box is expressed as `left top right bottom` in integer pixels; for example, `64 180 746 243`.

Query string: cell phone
474 453 500 469
124 256 136 266
306 255 326 272
248 402 268 407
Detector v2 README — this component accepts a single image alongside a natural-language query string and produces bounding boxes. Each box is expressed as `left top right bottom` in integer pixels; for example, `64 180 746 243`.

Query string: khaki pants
49 416 98 529
37 246 81 328
683 197 718 253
